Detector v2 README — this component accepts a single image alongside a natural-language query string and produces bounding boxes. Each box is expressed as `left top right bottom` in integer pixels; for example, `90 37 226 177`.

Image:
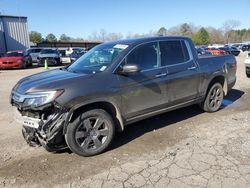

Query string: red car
0 51 32 69
206 48 228 56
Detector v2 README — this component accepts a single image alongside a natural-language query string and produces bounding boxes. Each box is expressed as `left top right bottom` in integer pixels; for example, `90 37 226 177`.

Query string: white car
245 52 250 78
25 48 43 62
65 47 85 57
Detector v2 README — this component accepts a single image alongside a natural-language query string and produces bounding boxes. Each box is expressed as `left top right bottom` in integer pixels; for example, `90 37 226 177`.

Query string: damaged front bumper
12 101 69 151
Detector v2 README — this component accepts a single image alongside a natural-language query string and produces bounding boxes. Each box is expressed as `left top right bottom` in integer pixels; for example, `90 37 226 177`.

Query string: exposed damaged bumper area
11 91 69 152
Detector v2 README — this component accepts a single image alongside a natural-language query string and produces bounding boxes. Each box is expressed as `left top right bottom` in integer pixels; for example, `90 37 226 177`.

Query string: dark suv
10 37 236 156
241 44 250 52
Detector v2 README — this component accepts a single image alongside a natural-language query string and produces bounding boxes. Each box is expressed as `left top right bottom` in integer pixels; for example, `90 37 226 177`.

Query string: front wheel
22 61 27 69
65 109 115 157
200 83 224 112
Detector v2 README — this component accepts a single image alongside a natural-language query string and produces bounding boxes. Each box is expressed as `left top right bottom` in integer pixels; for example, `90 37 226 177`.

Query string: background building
0 15 30 54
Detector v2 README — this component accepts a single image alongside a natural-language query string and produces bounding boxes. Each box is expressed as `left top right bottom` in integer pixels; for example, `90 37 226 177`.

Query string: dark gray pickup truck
10 36 237 156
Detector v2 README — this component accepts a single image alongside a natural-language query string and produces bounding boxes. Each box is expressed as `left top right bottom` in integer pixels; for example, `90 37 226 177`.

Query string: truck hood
38 54 59 58
14 68 92 94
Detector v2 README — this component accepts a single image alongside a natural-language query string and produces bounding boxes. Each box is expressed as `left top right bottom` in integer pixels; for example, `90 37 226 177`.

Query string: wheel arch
63 100 124 134
207 75 227 96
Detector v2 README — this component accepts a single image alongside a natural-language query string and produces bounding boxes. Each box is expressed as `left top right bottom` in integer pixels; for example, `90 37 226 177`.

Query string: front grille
39 57 56 64
3 62 13 64
43 57 54 60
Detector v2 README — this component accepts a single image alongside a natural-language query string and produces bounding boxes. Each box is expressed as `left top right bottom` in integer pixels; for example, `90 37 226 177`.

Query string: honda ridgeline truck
10 37 237 156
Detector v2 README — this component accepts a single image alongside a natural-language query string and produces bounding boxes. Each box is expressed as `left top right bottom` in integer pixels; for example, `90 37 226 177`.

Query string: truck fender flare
207 73 227 96
63 100 124 134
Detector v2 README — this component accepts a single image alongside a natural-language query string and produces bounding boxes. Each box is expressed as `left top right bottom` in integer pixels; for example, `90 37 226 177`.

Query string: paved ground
0 54 249 187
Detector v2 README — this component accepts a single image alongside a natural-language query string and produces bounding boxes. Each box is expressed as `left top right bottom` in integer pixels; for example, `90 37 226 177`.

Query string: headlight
17 60 23 63
23 90 64 107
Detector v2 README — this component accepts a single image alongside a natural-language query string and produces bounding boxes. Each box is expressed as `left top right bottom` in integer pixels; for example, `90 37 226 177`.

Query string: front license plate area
13 108 40 129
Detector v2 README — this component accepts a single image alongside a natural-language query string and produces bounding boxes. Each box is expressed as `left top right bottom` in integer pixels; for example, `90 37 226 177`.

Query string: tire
65 109 115 157
29 60 33 67
22 61 27 69
200 83 224 112
57 60 62 66
22 126 40 147
247 74 250 78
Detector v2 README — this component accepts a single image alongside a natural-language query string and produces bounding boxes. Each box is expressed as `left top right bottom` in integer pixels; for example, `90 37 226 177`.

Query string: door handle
188 66 197 70
155 73 167 78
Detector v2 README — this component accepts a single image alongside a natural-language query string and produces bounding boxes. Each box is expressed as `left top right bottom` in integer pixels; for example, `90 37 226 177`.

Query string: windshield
40 49 58 54
3 52 23 57
67 42 128 73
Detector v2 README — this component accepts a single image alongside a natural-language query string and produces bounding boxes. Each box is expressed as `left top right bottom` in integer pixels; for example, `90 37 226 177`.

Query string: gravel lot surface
0 54 249 187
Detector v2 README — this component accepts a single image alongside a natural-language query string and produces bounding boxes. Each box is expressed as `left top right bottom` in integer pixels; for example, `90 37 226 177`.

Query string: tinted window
40 49 58 54
4 52 23 57
34 49 42 53
125 42 158 71
160 40 190 66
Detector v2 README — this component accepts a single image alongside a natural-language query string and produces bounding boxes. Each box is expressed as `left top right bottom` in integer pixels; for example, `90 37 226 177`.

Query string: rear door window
160 40 190 66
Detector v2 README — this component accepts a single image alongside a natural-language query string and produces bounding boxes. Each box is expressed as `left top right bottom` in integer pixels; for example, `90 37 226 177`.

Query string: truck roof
110 36 190 45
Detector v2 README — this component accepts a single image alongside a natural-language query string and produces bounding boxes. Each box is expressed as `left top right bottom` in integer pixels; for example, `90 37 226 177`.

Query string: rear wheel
246 73 250 78
200 83 224 112
65 109 115 156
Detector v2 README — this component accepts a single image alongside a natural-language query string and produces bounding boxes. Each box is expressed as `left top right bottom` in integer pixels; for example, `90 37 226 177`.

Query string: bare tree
179 23 193 37
157 27 167 36
206 27 224 44
106 32 123 41
222 20 240 43
99 29 107 42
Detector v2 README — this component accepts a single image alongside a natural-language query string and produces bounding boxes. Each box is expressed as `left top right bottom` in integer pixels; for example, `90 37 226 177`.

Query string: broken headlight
23 90 64 107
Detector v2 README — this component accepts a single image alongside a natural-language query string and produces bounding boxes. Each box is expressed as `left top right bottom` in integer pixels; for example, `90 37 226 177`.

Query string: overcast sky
0 0 249 38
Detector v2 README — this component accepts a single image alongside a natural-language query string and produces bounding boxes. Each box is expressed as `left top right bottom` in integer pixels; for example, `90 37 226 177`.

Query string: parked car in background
37 48 62 66
25 48 43 62
206 48 228 55
241 44 250 52
0 51 32 69
65 47 85 57
231 44 243 50
10 36 237 156
58 49 66 57
219 46 240 56
196 47 212 56
245 52 250 78
70 50 86 62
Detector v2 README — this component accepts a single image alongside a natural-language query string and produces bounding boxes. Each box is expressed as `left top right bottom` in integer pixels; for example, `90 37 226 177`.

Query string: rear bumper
246 66 250 74
231 51 240 56
245 59 250 74
228 77 236 91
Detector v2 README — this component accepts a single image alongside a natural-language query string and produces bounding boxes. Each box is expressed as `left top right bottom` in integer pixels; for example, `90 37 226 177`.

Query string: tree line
29 20 250 45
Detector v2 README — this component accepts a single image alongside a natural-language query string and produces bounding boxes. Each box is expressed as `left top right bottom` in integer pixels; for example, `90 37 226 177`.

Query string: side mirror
121 64 140 74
